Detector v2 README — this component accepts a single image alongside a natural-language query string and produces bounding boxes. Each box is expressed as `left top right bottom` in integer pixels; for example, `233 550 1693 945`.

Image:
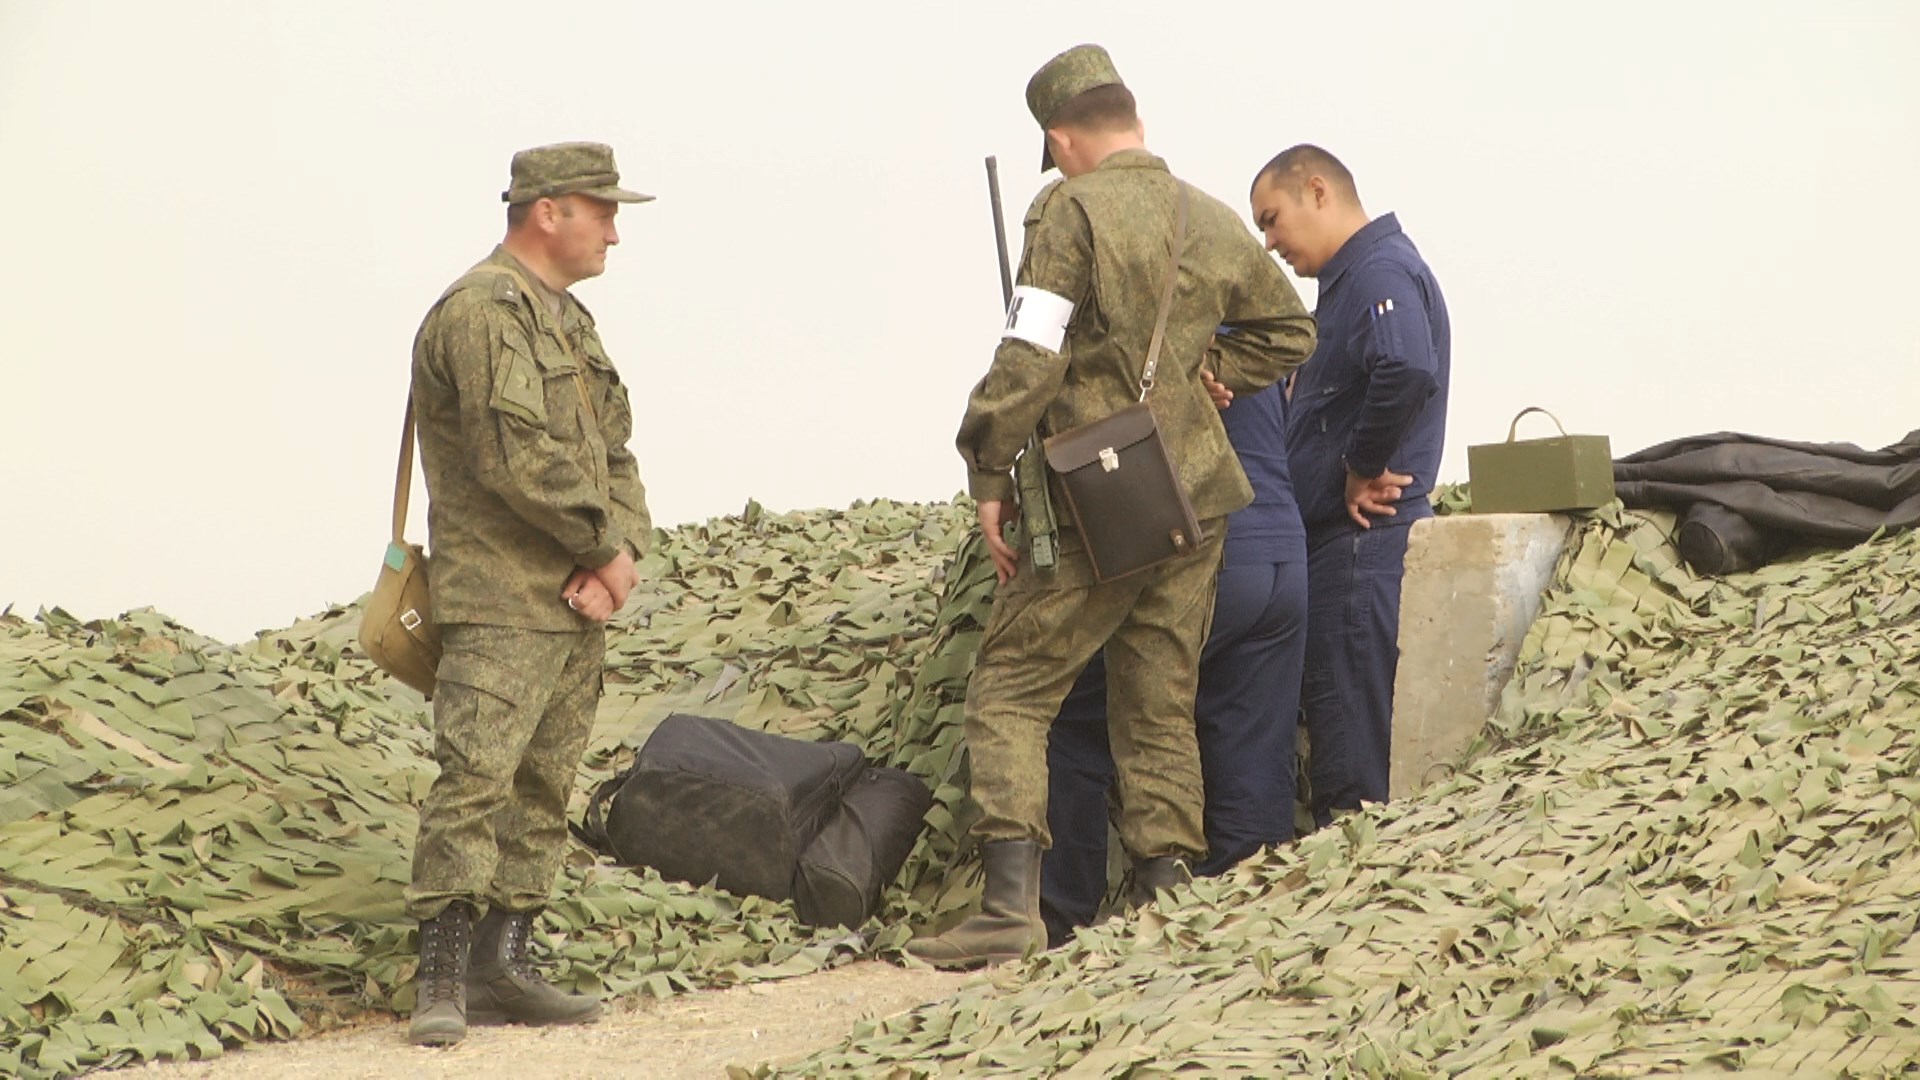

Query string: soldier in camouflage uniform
907 46 1316 969
404 142 654 1045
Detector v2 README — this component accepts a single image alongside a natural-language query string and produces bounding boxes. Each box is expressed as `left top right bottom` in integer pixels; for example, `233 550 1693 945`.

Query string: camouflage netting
8 497 1920 1077
761 505 1920 1078
0 498 999 1078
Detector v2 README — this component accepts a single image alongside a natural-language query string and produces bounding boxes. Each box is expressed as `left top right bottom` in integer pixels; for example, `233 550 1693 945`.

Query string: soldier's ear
1046 128 1072 165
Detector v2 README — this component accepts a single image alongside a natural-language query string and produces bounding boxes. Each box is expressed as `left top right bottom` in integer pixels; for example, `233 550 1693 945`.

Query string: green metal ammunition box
1468 408 1616 514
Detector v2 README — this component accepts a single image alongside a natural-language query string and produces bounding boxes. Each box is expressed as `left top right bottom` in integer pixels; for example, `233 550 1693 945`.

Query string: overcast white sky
3 1 1916 642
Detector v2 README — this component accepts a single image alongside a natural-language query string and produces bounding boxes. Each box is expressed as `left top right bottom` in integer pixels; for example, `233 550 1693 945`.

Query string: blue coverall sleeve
1343 264 1440 480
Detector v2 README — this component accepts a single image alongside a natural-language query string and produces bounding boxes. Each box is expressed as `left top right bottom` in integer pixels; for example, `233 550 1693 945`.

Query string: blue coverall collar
1317 212 1402 293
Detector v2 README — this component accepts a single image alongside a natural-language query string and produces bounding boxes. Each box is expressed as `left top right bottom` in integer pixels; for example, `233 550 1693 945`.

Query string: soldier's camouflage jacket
957 150 1316 523
411 246 652 631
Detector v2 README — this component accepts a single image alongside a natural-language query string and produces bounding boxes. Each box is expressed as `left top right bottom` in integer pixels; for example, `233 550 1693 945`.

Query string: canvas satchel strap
390 393 416 544
484 264 600 425
1137 182 1191 400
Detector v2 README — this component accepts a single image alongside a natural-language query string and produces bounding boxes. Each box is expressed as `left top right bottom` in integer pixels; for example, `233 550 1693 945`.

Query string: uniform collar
1089 147 1168 175
1317 212 1402 293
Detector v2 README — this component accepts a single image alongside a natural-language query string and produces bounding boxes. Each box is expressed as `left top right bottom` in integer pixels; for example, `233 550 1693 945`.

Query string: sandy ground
124 962 976 1079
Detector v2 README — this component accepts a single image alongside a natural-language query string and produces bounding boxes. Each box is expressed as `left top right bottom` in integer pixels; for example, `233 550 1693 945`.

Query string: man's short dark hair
507 195 583 229
1048 83 1138 134
1252 144 1359 203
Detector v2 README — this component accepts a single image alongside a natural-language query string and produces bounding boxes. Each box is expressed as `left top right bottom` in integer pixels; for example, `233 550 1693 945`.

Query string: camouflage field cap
501 142 655 205
1025 44 1124 172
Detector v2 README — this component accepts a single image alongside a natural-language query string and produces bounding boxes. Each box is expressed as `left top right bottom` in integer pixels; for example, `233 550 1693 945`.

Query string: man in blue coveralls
1041 373 1309 943
1249 145 1450 827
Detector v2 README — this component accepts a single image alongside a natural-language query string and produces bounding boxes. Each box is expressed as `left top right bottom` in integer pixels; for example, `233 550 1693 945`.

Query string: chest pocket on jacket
489 330 590 442
533 344 592 443
1298 318 1371 414
574 331 619 419
490 334 548 427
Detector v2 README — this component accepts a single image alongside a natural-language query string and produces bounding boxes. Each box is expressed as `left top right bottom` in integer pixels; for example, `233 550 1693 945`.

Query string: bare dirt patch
126 962 975 1079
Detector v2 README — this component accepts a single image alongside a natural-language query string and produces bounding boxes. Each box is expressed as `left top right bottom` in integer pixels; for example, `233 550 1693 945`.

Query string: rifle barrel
985 156 1014 307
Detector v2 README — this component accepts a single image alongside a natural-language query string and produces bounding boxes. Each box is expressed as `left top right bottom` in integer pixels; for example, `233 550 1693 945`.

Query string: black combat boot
409 902 473 1046
465 908 603 1027
1127 855 1192 910
905 840 1044 969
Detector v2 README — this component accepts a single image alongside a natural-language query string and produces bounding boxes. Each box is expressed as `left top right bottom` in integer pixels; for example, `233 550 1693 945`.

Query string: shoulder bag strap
1137 182 1191 401
391 393 415 545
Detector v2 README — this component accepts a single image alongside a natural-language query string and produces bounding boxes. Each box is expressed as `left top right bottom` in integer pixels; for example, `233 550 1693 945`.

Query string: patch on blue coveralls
1372 298 1396 318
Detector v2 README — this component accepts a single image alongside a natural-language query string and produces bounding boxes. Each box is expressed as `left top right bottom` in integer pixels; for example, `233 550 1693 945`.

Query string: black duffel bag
575 713 930 928
794 764 934 929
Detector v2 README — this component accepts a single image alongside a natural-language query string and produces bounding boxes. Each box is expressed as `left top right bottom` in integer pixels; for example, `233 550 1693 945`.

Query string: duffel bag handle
568 770 629 855
1506 406 1570 443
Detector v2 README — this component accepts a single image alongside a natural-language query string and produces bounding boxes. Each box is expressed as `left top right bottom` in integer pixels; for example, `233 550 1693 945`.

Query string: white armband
1002 285 1074 354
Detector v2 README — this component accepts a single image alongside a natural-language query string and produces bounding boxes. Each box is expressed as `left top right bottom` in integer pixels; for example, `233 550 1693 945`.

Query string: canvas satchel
1042 183 1203 583
358 393 442 697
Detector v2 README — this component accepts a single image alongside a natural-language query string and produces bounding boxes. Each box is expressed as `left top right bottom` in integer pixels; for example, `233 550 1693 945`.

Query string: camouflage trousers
405 622 605 919
965 518 1224 860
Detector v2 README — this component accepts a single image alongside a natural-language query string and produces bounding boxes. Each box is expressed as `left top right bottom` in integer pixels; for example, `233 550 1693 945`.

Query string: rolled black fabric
1676 502 1781 576
1614 429 1920 572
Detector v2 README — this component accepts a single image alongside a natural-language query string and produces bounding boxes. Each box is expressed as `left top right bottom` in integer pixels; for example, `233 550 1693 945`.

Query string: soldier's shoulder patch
1022 179 1065 227
456 273 541 341
435 269 519 313
490 272 522 304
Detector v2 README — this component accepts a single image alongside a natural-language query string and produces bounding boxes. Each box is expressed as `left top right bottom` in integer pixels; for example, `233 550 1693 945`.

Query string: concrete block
1390 513 1571 799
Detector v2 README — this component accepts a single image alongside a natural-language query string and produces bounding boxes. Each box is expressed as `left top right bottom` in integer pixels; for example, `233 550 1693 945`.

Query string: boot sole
466 1007 601 1027
906 949 1027 972
409 1026 467 1047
